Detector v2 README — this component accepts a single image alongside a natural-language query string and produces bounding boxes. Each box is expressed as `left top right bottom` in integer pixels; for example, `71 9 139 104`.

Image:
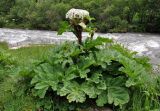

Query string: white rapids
0 28 160 66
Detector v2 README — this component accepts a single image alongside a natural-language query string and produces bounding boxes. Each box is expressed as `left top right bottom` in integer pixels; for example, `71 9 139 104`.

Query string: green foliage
30 37 159 110
96 76 129 107
0 0 160 32
0 77 36 111
0 44 55 111
0 0 15 15
0 38 160 110
0 48 16 82
58 21 71 35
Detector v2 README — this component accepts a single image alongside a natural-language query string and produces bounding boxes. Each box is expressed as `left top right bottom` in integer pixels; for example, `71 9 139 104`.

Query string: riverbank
0 28 160 65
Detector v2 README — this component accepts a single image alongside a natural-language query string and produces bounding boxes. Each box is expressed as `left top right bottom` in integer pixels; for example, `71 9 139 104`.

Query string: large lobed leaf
96 76 129 107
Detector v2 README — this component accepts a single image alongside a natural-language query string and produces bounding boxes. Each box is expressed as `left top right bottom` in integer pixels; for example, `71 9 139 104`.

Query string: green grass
0 42 53 110
0 42 8 50
0 42 54 65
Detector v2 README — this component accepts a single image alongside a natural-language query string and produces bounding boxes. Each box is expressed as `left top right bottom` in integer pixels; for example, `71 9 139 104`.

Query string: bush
28 37 159 110
0 37 159 111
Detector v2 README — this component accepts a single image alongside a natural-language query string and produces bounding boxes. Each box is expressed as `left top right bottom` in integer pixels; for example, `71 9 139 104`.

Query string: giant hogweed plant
29 9 160 110
58 8 96 44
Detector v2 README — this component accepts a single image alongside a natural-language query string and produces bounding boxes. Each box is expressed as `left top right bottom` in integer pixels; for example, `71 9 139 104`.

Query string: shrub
1 38 159 110
30 36 159 110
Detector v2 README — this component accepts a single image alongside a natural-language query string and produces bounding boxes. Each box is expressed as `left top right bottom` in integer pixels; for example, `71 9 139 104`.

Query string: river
0 28 160 66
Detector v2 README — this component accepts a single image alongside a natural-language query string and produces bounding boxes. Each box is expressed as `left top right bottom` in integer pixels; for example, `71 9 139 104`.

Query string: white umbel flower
66 8 89 20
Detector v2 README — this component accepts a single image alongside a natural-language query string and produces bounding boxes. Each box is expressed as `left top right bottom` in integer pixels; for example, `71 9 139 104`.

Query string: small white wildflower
66 8 89 20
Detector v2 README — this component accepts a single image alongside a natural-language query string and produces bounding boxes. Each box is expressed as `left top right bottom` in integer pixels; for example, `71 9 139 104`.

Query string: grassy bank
0 42 54 64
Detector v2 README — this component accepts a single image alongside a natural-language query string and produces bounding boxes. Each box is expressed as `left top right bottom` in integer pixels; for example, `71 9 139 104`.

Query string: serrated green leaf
65 65 78 80
125 78 137 87
65 73 78 81
81 82 101 98
78 55 95 70
96 76 129 107
59 85 70 96
47 81 58 90
35 87 48 98
84 37 113 49
57 21 71 35
97 80 106 90
108 87 129 106
106 76 126 87
96 91 108 107
34 82 49 90
87 72 102 84
59 81 86 103
31 75 39 84
79 69 90 79
67 90 86 103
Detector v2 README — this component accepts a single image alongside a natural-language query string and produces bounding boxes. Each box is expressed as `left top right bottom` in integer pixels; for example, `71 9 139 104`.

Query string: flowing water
0 28 160 66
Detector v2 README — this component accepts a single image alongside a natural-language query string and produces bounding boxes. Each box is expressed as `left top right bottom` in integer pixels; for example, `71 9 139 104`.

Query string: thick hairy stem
77 30 82 44
90 31 94 40
74 25 83 44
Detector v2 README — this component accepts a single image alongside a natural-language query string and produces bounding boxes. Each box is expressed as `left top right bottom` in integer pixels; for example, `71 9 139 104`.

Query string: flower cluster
66 8 89 20
64 8 93 44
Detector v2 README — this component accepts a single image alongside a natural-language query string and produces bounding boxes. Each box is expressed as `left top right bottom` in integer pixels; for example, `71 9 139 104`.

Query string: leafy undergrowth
0 38 160 111
0 43 54 111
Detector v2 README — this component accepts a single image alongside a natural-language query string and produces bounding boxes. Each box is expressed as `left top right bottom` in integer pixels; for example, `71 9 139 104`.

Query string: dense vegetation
0 43 54 111
0 0 160 33
0 3 160 110
0 37 160 111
